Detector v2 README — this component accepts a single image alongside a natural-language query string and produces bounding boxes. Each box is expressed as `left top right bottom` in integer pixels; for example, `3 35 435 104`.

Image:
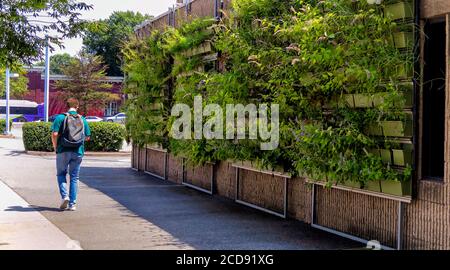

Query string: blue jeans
56 152 83 206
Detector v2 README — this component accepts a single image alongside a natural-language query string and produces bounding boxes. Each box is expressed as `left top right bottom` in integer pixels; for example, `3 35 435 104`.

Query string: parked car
85 116 104 123
37 114 58 122
104 113 126 124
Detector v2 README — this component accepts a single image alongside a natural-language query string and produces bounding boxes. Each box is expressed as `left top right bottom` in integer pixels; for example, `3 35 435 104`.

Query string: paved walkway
0 125 360 250
0 181 80 250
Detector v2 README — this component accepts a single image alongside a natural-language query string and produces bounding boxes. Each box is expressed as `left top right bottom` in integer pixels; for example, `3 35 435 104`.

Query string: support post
4 68 10 135
44 36 50 122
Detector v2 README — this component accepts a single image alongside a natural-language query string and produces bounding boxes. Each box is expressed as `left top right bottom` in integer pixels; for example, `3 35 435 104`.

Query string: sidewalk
0 126 359 250
0 181 81 250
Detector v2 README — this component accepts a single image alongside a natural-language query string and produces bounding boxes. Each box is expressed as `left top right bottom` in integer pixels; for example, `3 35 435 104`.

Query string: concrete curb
25 151 131 157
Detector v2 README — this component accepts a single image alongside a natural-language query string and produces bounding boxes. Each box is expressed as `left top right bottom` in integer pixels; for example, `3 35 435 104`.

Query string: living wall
124 0 415 189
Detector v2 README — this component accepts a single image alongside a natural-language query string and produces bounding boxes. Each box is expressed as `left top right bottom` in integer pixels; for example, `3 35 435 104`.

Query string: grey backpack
61 113 85 148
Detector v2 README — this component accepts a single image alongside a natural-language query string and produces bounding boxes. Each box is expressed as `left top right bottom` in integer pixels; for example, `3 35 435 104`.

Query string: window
421 19 446 180
104 102 118 116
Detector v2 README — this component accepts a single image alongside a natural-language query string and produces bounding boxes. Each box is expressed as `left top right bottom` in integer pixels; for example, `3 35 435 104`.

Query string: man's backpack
60 113 85 148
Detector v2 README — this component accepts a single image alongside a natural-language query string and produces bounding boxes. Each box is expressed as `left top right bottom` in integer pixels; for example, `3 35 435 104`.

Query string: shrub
22 121 126 152
22 122 53 151
85 122 126 152
0 119 13 133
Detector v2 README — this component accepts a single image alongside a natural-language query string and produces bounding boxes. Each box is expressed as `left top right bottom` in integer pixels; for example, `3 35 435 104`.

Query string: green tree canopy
0 0 92 68
83 11 152 76
35 53 76 74
0 67 30 99
55 52 118 115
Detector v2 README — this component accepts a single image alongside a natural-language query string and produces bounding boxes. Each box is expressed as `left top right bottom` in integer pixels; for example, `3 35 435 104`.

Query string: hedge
0 119 13 134
22 121 126 152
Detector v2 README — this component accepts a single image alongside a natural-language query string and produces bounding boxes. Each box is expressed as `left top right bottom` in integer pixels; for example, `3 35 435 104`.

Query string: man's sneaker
68 205 77 211
60 197 69 210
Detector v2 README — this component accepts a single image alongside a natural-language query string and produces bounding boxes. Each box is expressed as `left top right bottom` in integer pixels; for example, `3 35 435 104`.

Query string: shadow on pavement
77 166 360 250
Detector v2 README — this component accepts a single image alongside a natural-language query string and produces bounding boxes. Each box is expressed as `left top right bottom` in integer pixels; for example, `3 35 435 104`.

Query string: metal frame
181 158 215 195
310 183 404 250
233 164 290 219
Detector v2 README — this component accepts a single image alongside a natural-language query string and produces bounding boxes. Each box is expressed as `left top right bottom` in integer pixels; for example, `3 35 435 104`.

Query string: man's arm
51 132 59 151
51 115 62 153
83 117 91 142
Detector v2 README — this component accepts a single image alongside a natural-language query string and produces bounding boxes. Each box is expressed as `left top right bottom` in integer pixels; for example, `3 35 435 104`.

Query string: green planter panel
342 180 362 189
380 149 392 164
381 120 413 137
344 94 355 108
392 144 413 166
366 123 383 136
397 62 414 79
392 31 414 49
380 179 412 197
363 180 382 193
353 94 373 108
385 1 414 21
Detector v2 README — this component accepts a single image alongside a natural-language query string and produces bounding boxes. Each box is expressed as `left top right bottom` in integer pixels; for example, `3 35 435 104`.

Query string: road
0 124 359 249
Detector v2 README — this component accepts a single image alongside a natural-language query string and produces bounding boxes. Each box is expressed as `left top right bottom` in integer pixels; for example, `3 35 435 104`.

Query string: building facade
25 66 124 117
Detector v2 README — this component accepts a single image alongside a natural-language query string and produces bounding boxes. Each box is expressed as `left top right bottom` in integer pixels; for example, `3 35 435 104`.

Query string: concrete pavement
0 125 360 250
0 181 81 250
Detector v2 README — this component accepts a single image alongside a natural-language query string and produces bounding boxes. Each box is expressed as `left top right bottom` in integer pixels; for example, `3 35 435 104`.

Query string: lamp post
44 35 50 122
4 68 19 135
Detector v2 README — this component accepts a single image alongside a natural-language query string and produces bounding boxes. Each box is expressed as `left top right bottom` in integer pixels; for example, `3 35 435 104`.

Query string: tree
55 52 118 115
0 0 92 68
83 11 152 76
0 67 29 99
35 53 75 74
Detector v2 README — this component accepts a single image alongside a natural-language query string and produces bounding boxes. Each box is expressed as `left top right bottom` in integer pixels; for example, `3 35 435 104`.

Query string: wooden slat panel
185 162 213 191
421 0 450 19
167 154 183 184
238 169 285 213
215 161 236 198
145 148 166 177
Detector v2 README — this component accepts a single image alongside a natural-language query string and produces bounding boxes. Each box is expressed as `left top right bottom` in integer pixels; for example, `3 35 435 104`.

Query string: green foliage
22 122 126 152
83 11 153 76
55 52 118 115
35 53 76 74
122 29 178 149
0 67 29 98
0 0 92 67
124 0 415 186
85 122 126 152
22 122 53 152
0 119 13 133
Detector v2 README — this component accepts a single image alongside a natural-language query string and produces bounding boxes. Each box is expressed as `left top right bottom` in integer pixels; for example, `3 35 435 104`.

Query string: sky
51 0 177 56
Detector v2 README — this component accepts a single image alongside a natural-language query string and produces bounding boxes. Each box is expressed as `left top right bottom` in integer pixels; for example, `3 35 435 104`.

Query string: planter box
400 85 414 108
369 149 392 164
392 31 413 49
343 94 355 108
397 62 413 79
342 180 362 189
381 120 413 137
353 94 373 108
365 123 383 136
372 92 386 107
392 148 413 167
385 1 414 21
380 149 392 164
363 180 382 192
380 179 412 196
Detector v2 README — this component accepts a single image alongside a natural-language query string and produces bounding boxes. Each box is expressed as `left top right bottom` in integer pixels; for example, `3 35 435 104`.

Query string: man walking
51 98 91 211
